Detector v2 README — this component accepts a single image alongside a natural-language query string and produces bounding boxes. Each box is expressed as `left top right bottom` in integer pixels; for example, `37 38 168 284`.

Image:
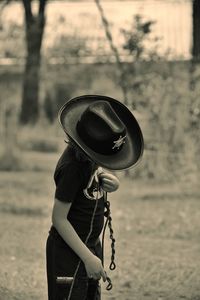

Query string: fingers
99 173 119 186
99 172 118 181
85 255 107 281
101 177 119 188
101 178 113 185
91 273 101 280
88 270 107 282
101 177 119 192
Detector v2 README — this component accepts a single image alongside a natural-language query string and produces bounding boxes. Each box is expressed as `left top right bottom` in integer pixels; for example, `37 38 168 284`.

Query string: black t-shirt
53 147 105 245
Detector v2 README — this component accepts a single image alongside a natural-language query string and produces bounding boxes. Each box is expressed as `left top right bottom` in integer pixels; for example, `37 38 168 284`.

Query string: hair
65 135 94 164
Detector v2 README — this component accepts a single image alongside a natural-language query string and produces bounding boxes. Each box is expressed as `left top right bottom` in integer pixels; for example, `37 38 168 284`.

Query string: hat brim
59 95 144 171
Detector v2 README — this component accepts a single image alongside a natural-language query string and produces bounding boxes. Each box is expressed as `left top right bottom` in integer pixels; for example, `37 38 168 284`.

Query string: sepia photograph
0 0 200 299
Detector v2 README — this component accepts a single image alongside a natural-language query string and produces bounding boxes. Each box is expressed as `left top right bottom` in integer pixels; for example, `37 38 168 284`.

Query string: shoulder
54 161 83 184
54 160 87 203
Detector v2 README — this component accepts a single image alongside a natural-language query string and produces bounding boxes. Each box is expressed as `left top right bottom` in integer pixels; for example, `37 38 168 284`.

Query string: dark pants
46 228 101 300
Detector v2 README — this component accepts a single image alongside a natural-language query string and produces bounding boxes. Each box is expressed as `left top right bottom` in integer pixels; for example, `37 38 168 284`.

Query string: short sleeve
54 163 82 203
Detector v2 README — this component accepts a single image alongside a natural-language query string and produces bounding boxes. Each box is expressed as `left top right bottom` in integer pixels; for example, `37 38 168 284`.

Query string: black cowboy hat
58 95 144 171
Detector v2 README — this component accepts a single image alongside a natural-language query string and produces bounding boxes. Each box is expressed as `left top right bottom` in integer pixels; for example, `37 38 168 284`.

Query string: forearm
51 198 106 281
52 217 92 263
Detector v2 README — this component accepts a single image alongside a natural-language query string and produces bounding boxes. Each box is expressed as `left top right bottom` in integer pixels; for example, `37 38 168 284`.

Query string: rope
67 183 99 300
101 192 116 291
105 200 116 271
67 168 116 298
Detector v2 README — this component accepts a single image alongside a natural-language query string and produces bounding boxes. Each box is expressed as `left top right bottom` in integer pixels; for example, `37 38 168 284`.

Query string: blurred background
0 0 200 299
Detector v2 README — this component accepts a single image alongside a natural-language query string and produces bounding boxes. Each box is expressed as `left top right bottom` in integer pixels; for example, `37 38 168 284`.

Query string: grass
0 151 200 300
104 181 200 300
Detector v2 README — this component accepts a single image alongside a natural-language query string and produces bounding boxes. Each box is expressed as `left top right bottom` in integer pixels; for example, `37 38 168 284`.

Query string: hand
84 254 107 281
99 172 120 193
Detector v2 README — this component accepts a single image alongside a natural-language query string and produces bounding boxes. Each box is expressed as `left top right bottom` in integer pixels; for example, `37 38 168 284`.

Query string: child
46 95 143 300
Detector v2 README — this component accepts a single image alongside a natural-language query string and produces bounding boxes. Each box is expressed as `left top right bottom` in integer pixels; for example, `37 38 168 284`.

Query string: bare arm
52 198 106 281
52 198 92 262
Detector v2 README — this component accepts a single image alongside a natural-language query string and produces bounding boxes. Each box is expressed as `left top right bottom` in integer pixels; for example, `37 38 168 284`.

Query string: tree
192 0 200 61
20 0 47 124
1 0 47 123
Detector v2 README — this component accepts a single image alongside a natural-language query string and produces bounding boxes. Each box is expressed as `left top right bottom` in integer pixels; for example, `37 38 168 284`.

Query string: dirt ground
0 152 200 300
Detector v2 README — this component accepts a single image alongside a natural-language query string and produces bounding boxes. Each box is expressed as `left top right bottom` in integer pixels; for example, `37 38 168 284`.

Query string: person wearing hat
46 95 143 300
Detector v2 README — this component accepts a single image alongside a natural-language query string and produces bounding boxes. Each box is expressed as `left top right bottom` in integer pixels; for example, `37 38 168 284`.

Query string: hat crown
76 101 126 155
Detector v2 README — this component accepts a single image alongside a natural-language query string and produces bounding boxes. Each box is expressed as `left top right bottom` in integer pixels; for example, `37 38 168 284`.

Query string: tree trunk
20 0 46 124
192 0 200 61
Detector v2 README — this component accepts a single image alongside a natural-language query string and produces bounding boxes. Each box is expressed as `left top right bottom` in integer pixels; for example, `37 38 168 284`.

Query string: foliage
43 64 96 123
1 3 199 182
19 137 59 153
17 121 62 154
121 14 159 61
0 151 26 171
120 14 162 103
0 22 25 58
115 14 200 182
46 33 92 59
43 82 76 123
1 60 200 182
124 62 200 183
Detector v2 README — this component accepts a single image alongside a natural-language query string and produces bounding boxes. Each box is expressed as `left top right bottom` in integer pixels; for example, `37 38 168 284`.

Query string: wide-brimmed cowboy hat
58 95 144 171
